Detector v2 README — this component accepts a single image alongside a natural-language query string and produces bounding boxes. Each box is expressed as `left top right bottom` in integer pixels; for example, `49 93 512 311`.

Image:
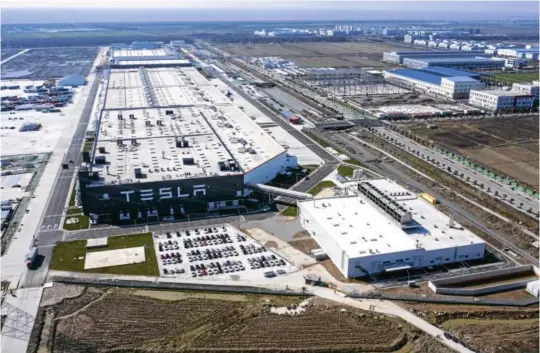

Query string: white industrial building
298 179 486 278
512 82 539 99
469 89 535 111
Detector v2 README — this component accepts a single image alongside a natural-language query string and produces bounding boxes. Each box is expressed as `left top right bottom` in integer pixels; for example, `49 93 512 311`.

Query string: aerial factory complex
79 48 297 223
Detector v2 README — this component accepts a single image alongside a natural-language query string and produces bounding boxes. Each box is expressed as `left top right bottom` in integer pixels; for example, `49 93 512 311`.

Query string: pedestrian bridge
246 183 313 200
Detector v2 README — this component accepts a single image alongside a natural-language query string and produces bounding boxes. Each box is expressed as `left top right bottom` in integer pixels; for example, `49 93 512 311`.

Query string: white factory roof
92 67 285 184
472 89 532 97
114 59 191 66
111 48 171 58
298 179 485 259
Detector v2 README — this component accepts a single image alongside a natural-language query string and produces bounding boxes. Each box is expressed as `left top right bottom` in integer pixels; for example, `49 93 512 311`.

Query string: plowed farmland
404 116 539 187
29 284 453 353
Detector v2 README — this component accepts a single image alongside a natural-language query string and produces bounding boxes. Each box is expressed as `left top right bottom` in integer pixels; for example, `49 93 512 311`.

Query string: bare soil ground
288 238 350 282
402 301 539 352
404 116 539 187
352 92 447 107
218 42 405 68
28 284 448 353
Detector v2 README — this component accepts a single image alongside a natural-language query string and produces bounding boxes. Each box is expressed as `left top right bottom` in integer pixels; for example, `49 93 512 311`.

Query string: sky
2 1 539 24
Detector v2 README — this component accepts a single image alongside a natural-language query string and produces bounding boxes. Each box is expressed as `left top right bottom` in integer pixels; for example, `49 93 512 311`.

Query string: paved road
39 73 102 230
374 127 539 218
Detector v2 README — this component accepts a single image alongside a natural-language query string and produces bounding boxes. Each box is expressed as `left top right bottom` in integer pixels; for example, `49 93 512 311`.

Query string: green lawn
308 181 337 196
491 71 539 84
68 182 77 207
280 180 336 217
63 215 89 231
337 165 356 177
50 232 159 276
281 206 298 217
66 207 83 215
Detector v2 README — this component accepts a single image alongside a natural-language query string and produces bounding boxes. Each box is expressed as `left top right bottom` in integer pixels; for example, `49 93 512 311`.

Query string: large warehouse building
383 66 484 99
79 64 297 224
298 179 486 278
383 50 488 64
109 47 191 68
402 56 504 69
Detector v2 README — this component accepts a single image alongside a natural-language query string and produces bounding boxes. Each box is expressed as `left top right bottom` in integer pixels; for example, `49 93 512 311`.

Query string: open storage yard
218 42 410 68
154 224 296 280
28 283 455 353
404 116 539 188
1 47 99 80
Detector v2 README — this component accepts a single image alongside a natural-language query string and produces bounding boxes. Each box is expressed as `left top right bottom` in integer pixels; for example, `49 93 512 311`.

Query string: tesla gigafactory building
79 62 297 224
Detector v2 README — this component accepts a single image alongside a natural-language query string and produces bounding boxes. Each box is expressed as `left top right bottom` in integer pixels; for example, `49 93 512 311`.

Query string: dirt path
53 292 107 322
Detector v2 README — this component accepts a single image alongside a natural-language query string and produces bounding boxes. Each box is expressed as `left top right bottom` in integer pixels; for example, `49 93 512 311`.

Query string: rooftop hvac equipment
237 147 246 153
183 157 195 165
117 139 124 147
176 137 189 148
117 113 123 120
145 121 152 127
98 146 106 154
165 110 174 115
95 156 106 164
247 147 256 154
129 114 135 120
131 138 137 145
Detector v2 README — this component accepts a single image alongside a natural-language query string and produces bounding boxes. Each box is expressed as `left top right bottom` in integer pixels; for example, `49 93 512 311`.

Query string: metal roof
387 68 445 85
423 66 486 77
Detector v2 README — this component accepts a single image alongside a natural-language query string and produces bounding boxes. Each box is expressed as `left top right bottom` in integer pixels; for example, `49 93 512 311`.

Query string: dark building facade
78 171 245 223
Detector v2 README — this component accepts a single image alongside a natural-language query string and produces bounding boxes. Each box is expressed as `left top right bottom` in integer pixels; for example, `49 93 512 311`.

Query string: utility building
298 179 486 278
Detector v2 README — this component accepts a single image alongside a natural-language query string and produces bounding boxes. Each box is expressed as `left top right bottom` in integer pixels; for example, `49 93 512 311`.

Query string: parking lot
153 224 295 279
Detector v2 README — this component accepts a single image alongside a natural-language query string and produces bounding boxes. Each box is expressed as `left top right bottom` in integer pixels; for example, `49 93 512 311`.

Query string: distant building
512 82 539 100
58 74 86 87
384 66 484 99
402 56 504 70
469 89 535 111
382 50 488 64
19 122 42 132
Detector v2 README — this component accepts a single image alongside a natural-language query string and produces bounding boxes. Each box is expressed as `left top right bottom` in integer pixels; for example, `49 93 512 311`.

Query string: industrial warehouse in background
383 66 485 99
298 179 486 278
78 46 298 224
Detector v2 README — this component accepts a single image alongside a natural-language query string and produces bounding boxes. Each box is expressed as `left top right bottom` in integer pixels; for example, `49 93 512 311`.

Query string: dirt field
28 284 453 353
404 116 539 187
402 301 539 353
218 42 407 68
352 92 447 108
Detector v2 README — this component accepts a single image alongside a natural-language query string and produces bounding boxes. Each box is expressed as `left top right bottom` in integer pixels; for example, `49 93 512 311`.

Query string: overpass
246 183 313 201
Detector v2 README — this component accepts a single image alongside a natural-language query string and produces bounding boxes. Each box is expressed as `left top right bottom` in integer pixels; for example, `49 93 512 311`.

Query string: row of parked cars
189 260 245 277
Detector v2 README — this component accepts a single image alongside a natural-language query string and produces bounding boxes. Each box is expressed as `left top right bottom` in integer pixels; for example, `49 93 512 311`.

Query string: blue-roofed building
422 66 486 79
402 56 505 70
383 67 484 99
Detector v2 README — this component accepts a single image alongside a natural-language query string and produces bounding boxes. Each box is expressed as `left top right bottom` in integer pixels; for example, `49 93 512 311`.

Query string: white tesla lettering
121 190 135 202
193 184 206 197
177 186 189 198
105 185 210 202
159 187 172 199
140 189 153 201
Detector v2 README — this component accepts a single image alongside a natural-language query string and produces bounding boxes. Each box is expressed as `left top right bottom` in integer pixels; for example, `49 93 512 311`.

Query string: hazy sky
2 1 538 23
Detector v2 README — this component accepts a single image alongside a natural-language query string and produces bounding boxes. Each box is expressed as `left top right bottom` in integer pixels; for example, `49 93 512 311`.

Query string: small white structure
57 74 86 87
526 280 539 297
86 237 108 249
469 89 535 111
84 246 146 269
298 179 486 278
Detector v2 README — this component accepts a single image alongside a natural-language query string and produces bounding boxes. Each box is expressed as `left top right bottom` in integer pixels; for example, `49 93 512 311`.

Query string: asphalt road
40 72 102 230
374 127 539 217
